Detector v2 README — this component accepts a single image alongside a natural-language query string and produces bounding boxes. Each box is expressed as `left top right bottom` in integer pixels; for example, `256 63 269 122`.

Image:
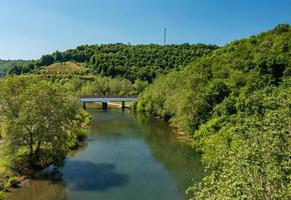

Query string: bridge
80 95 138 109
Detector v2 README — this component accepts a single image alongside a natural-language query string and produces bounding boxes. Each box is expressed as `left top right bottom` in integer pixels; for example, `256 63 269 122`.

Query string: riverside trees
136 24 291 199
0 76 88 172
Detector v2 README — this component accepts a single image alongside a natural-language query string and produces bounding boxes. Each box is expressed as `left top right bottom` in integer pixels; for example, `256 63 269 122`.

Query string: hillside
39 61 89 75
0 59 29 77
137 24 291 123
136 24 291 199
6 44 218 82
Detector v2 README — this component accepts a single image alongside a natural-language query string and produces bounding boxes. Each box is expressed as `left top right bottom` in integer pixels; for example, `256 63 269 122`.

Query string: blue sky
0 0 291 59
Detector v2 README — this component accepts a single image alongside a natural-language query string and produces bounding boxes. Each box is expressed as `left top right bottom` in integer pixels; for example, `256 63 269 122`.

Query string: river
7 109 203 200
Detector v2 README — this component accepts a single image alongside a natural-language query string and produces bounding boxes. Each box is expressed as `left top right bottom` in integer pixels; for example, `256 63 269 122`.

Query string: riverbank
0 109 91 200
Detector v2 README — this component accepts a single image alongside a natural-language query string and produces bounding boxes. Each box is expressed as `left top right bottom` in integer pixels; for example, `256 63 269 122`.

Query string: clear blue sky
0 0 290 59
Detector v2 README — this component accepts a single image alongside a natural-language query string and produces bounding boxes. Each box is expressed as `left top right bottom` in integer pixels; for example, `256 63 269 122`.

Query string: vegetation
43 75 148 96
5 43 218 82
136 24 291 199
8 177 20 188
0 24 290 199
0 60 29 77
0 75 90 197
39 61 89 75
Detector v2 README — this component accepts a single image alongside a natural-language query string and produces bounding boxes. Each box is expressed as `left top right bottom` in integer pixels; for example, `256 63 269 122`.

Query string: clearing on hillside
41 61 89 75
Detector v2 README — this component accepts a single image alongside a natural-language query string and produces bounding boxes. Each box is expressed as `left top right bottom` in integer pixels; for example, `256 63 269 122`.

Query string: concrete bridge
80 95 138 109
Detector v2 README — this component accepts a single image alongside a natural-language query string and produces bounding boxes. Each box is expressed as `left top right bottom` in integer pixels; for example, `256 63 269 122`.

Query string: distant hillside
0 59 29 77
39 61 89 75
6 43 218 82
138 23 291 132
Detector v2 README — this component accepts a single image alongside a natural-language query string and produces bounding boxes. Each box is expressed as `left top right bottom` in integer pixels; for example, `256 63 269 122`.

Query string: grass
40 61 89 75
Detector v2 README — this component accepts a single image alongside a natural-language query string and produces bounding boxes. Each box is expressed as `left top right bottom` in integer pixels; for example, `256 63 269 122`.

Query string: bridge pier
102 102 108 109
83 102 86 110
121 101 125 109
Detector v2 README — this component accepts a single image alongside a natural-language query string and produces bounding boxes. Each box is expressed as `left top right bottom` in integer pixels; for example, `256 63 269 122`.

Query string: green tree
0 76 80 171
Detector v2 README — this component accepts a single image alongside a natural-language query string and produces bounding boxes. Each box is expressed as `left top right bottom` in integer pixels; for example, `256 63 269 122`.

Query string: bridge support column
102 102 108 109
121 101 125 109
83 102 86 110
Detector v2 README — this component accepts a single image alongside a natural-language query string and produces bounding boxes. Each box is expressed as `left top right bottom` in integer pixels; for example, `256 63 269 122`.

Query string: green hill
137 24 291 125
5 44 218 82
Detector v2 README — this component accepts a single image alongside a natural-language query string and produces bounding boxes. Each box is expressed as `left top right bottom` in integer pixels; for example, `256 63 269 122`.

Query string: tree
0 76 80 171
187 85 291 199
40 54 54 66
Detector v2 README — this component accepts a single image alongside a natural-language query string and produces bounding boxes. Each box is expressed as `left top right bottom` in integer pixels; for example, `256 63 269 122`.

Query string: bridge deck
80 95 137 102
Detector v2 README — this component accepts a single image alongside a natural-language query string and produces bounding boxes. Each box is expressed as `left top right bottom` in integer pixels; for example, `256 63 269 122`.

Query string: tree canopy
5 43 218 82
135 24 291 199
0 76 89 173
0 60 29 77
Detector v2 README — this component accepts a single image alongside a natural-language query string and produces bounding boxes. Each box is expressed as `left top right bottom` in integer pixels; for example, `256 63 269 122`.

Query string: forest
135 24 291 199
3 43 217 82
0 60 29 77
0 24 290 199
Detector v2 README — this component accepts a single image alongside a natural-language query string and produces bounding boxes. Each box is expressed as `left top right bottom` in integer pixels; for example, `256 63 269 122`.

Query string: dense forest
135 24 291 199
4 43 218 82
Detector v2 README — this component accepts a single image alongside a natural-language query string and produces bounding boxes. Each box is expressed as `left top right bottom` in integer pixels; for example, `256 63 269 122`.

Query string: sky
0 0 291 60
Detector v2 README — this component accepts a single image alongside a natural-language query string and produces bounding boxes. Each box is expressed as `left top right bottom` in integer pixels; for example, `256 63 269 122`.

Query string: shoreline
0 110 91 199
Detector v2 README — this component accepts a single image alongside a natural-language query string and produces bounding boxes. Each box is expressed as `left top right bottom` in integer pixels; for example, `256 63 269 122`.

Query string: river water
7 109 203 200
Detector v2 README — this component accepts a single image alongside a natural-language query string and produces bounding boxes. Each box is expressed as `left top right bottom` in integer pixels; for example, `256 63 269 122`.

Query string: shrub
75 128 88 142
9 177 20 188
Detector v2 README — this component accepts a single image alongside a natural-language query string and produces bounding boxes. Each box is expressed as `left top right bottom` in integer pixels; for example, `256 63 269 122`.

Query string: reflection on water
7 109 203 200
63 160 129 191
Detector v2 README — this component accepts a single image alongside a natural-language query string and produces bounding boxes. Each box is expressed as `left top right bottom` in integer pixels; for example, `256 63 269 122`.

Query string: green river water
7 109 203 200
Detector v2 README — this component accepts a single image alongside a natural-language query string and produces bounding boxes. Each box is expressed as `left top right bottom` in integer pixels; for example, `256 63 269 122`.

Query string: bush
75 128 88 142
8 177 20 188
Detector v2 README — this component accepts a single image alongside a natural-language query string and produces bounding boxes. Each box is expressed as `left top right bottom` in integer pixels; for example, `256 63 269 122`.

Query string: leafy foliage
0 76 89 173
8 177 20 188
136 24 291 199
53 75 149 96
5 43 218 82
87 43 217 81
0 60 29 77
